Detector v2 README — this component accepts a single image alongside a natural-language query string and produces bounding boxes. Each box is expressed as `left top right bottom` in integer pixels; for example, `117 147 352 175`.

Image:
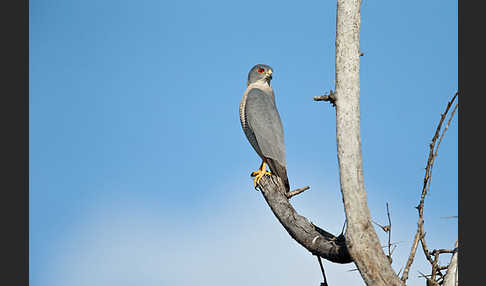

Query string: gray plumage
240 64 290 192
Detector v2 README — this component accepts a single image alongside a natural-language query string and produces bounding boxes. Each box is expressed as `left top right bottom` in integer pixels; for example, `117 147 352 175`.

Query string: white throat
248 79 271 88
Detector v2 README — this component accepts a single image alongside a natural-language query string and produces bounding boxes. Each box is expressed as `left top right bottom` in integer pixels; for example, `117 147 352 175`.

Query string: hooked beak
265 70 273 80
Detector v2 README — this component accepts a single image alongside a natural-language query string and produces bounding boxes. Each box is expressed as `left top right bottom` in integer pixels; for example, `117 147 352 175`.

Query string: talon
253 170 272 188
250 161 272 189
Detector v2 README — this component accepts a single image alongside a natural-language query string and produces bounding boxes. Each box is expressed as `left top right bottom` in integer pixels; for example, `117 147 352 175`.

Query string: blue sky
30 1 457 285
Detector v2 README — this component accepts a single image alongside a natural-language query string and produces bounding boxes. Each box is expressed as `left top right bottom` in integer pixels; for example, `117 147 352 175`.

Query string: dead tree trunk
334 0 404 285
442 241 458 286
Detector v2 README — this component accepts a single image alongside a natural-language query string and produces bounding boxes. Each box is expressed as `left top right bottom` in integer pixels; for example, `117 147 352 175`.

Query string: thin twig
286 186 311 199
371 204 393 264
340 219 347 236
430 250 440 281
420 97 459 277
314 90 336 106
437 265 449 271
317 256 329 286
420 231 435 274
426 101 458 196
386 202 392 262
401 92 458 282
418 271 440 286
440 216 458 219
431 248 457 255
371 220 389 232
397 267 403 277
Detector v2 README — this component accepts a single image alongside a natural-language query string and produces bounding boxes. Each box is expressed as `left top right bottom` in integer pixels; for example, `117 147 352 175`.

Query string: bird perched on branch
239 64 290 192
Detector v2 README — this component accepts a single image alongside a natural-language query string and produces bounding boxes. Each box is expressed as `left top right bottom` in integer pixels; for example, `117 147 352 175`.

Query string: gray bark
258 175 352 263
443 241 458 286
334 0 404 285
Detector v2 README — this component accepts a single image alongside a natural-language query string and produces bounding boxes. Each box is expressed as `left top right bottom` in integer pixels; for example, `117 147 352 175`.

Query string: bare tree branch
401 92 458 282
371 203 394 264
314 90 336 106
432 248 456 255
257 175 352 263
286 185 310 199
317 256 329 286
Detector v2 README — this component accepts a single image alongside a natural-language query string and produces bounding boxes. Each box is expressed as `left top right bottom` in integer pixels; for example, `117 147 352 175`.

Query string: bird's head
247 64 274 86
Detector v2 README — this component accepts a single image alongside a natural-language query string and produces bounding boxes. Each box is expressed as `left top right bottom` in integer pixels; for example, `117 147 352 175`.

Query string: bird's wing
244 87 286 167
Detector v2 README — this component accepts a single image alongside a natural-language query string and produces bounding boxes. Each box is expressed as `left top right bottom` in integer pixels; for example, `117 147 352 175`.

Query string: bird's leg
250 161 266 177
250 161 272 188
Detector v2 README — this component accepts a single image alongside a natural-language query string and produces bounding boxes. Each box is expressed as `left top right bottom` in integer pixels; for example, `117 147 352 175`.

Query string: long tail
267 159 290 193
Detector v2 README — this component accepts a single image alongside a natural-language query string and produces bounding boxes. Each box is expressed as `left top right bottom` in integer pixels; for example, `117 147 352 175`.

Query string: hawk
239 64 290 192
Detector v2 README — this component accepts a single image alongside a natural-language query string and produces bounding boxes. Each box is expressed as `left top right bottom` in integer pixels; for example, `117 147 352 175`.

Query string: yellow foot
250 161 272 189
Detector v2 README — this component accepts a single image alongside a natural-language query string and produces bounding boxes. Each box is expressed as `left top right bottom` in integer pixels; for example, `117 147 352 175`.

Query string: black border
0 0 29 285
458 1 479 285
0 0 466 285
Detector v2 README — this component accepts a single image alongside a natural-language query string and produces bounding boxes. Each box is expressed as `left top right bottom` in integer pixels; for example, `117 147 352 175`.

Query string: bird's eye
258 68 264 73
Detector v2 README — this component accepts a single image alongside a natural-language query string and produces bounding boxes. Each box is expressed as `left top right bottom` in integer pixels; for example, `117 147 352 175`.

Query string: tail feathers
267 159 290 192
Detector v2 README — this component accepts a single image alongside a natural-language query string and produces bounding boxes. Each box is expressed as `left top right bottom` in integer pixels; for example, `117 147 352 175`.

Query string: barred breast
239 87 264 158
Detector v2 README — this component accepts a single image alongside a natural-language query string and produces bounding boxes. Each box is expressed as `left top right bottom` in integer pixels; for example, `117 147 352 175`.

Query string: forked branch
401 92 459 283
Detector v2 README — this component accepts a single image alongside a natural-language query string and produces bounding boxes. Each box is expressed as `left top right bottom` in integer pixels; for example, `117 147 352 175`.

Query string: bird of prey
239 64 290 192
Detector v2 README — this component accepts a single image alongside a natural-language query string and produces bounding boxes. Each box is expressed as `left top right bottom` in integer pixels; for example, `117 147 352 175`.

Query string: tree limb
257 175 352 263
314 90 336 106
334 0 404 285
286 185 310 199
